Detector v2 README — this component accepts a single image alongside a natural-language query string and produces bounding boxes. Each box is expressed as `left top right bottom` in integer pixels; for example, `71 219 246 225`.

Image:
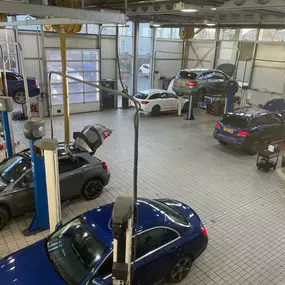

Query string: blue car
2 71 40 104
0 198 208 285
214 107 285 154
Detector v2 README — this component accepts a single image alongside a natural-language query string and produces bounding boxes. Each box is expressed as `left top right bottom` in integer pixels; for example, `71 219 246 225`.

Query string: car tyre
219 140 227 145
151 105 161 116
0 207 9 230
82 178 103 200
168 256 192 283
182 102 189 113
248 141 260 155
13 90 26 105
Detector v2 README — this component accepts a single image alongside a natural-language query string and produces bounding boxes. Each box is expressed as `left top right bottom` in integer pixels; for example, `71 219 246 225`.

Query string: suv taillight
187 81 198 87
237 130 249 137
201 225 207 236
101 162 108 170
32 80 39 87
215 122 221 129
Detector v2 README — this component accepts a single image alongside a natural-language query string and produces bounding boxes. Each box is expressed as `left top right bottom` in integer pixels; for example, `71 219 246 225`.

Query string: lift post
112 196 133 285
34 138 61 233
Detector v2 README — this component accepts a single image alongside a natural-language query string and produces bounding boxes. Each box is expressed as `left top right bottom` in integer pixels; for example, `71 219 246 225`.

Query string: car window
149 93 162 100
263 114 281 125
177 71 197 80
144 65 150 69
46 217 107 284
6 73 19 81
95 253 113 278
270 114 282 124
250 116 269 126
167 93 178 99
15 171 33 189
199 71 215 80
220 114 249 128
58 157 84 173
134 92 148 99
136 228 179 259
0 155 30 183
214 72 226 81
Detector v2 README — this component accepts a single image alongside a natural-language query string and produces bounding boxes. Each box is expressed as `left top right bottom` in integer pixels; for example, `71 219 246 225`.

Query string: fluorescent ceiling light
206 23 216 26
181 9 197 12
152 24 161 27
211 7 217 10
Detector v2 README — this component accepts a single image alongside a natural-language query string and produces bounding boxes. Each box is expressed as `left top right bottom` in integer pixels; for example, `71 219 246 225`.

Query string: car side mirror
91 277 108 285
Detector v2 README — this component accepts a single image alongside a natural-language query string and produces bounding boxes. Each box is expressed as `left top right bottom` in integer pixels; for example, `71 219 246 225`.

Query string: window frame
92 226 181 282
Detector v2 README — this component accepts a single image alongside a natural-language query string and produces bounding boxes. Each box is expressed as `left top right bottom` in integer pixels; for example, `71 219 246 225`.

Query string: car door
166 93 179 110
159 92 172 111
266 114 284 142
201 71 215 95
12 171 35 214
5 73 21 96
214 71 227 94
58 156 85 200
133 227 180 285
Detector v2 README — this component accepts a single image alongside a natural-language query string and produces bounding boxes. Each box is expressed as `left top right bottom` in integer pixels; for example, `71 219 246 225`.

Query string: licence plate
223 127 234 134
179 82 186 87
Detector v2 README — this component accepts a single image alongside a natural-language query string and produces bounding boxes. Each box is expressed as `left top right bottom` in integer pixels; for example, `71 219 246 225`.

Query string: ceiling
82 0 285 28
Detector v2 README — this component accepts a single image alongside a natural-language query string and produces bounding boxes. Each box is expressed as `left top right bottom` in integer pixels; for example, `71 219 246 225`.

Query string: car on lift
1 71 41 105
213 107 285 154
0 198 208 285
131 89 189 116
263 98 285 119
172 64 239 100
0 124 112 230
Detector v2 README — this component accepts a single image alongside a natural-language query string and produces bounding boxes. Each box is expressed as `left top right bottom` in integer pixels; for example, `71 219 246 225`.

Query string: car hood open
73 124 112 154
0 240 66 285
216 63 237 78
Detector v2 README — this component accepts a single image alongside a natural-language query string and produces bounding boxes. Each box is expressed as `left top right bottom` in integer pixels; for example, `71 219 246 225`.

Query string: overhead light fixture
152 24 161 27
174 3 199 13
203 20 216 26
206 23 216 26
211 7 217 11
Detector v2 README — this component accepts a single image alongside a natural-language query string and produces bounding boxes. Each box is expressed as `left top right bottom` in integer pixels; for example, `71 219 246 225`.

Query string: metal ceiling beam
0 1 127 24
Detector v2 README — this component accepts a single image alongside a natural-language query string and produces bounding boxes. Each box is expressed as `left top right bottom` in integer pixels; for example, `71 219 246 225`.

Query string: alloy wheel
14 92 26 105
171 258 192 282
85 181 102 199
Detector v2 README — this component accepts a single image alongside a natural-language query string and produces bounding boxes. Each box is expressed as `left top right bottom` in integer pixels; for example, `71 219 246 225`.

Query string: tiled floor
1 108 285 285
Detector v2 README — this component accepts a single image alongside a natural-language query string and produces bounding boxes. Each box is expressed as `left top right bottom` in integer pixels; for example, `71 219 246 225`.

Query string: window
219 29 240 40
58 157 85 173
177 71 197 80
134 92 148 99
95 253 113 278
5 73 18 81
214 72 226 81
221 114 249 128
156 28 172 39
46 217 107 284
148 93 161 100
259 29 285 41
15 171 33 189
269 114 281 125
0 156 30 183
239 29 258 41
46 48 100 105
200 72 215 80
136 228 179 259
167 93 178 99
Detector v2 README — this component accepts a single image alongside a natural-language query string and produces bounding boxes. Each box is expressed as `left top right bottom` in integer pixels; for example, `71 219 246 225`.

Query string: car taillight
187 81 198 87
101 162 108 170
201 225 207 236
103 130 110 139
237 130 249 137
215 122 221 129
140 101 149 104
174 79 178 85
32 80 39 87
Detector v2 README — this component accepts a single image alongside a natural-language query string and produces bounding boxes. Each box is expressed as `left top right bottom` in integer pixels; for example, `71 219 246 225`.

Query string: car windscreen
46 217 107 284
148 200 188 226
0 156 30 183
177 71 197 80
220 114 249 128
134 92 148 99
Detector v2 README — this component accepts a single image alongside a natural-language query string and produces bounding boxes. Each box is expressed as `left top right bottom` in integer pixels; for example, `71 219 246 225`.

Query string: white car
138 64 150 75
131 89 189 116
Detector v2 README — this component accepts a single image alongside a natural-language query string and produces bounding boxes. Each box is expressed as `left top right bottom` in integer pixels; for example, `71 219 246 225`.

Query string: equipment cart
256 144 279 172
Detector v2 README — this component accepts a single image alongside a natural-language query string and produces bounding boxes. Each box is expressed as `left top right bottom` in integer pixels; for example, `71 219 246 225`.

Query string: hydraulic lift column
23 118 49 234
112 196 133 285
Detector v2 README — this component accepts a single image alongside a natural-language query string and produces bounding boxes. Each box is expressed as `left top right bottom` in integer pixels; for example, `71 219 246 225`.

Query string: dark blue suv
2 71 40 104
214 107 285 154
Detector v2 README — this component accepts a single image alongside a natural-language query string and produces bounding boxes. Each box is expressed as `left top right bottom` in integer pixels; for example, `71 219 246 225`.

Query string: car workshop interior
1 0 285 285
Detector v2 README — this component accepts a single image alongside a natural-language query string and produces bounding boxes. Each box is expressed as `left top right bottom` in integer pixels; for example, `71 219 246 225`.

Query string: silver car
172 64 239 100
0 124 111 230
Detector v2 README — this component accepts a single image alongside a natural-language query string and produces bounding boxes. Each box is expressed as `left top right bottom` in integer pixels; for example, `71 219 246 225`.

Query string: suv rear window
177 71 197 80
220 114 249 128
134 92 148 99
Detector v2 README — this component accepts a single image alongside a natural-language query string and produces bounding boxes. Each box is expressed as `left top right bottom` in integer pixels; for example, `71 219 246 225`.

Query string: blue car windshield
46 217 107 284
0 156 30 183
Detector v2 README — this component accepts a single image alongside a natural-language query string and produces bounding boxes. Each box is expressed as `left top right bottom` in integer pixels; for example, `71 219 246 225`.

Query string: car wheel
219 140 227 145
13 91 26 105
169 256 192 283
0 207 9 230
197 88 206 101
82 179 103 200
248 141 260 155
182 102 189 113
151 105 161 116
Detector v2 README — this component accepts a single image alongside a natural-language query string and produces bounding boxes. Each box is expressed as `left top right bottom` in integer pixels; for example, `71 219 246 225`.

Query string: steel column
133 21 139 94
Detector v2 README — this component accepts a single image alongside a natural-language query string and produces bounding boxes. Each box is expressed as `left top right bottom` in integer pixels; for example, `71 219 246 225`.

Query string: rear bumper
172 86 198 96
102 170 110 186
29 87 41 97
193 235 208 260
213 129 247 147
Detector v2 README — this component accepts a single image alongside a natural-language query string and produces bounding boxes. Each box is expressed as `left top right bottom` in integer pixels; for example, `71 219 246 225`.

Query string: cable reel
44 0 82 34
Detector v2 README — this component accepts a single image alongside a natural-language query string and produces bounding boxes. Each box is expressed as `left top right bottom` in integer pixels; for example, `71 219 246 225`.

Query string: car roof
83 198 181 247
137 89 168 95
229 106 273 118
180 68 211 73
